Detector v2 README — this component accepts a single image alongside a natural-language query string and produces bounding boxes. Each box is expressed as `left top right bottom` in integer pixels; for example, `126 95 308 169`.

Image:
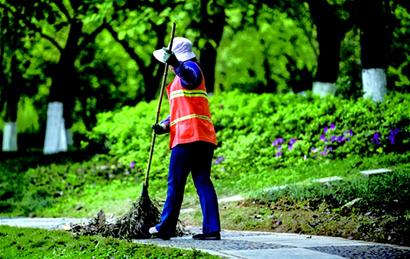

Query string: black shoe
149 226 171 240
192 232 221 240
151 233 171 240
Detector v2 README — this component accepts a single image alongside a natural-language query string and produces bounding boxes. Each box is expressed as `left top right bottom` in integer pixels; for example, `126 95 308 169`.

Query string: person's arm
152 115 170 135
174 61 202 89
160 115 170 129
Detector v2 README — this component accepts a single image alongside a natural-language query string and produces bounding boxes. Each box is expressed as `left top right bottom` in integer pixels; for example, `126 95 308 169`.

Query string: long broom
112 22 177 239
70 23 178 239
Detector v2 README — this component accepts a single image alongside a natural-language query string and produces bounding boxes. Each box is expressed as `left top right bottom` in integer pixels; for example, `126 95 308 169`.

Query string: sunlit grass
0 226 217 258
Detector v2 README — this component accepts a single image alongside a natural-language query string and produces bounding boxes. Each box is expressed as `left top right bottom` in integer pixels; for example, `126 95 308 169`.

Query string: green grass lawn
0 226 217 258
1 152 409 218
1 152 409 246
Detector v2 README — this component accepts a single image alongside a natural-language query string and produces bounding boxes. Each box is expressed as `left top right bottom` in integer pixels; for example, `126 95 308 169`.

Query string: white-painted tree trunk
312 82 337 97
362 68 387 102
43 102 67 154
2 122 17 152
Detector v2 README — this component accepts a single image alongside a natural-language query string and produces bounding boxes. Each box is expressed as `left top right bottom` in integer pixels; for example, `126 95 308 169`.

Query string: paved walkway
1 217 409 258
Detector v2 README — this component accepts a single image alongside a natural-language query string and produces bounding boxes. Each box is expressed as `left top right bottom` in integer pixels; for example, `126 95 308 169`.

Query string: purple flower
388 128 400 144
324 123 335 134
372 132 381 145
320 146 332 156
272 137 284 147
214 156 225 165
320 134 327 142
129 161 136 169
330 136 337 142
310 147 318 153
289 138 297 145
337 136 345 143
276 151 282 157
288 138 297 150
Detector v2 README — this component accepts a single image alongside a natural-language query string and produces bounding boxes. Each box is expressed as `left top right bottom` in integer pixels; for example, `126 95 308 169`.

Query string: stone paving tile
226 234 376 248
308 245 410 259
0 217 88 230
135 237 292 251
223 248 345 259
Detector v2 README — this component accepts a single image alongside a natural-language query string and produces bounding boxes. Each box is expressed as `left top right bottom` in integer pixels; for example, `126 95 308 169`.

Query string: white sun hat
153 37 196 63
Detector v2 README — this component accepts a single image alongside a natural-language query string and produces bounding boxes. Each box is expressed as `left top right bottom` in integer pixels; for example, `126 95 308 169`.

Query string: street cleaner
149 37 221 240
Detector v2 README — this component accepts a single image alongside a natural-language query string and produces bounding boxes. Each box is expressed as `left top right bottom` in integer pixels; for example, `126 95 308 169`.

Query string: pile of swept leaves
70 193 185 240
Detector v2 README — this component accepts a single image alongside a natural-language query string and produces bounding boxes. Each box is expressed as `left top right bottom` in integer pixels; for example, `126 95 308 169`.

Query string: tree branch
104 23 147 74
38 31 64 53
78 20 107 50
53 0 72 21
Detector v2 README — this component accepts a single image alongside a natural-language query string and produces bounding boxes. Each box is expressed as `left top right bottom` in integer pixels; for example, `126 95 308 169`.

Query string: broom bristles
70 191 185 239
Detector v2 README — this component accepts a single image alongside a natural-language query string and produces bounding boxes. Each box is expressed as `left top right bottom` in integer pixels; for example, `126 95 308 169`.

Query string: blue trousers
155 141 221 236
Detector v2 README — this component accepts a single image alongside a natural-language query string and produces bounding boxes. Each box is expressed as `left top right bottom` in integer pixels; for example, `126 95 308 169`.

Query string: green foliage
88 101 171 183
86 91 410 194
388 4 410 92
2 0 410 140
0 226 216 258
211 91 410 180
16 97 39 133
216 6 316 93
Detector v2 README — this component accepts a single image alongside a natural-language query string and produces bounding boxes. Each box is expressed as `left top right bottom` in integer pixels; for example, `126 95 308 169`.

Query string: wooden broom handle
144 22 176 190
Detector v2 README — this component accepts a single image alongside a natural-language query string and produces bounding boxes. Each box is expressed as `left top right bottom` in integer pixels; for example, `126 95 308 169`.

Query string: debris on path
70 196 184 239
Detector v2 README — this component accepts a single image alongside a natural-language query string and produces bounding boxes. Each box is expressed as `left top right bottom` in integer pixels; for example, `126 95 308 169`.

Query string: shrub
87 91 410 182
87 102 171 182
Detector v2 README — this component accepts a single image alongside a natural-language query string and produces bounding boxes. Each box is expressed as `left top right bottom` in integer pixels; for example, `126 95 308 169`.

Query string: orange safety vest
166 67 217 149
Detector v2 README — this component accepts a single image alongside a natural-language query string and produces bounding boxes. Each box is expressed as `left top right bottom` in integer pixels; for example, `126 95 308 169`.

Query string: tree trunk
358 0 390 102
308 0 348 96
263 56 277 93
200 42 218 93
312 82 337 97
362 68 387 102
143 75 161 102
43 21 82 153
2 122 17 151
2 55 21 152
43 102 67 154
197 0 225 93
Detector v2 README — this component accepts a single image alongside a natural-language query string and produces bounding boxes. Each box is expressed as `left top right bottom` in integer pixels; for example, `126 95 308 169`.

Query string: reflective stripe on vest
170 114 213 127
169 89 208 100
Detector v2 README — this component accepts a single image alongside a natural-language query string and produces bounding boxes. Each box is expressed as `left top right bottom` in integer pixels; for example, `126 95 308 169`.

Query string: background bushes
87 91 410 182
